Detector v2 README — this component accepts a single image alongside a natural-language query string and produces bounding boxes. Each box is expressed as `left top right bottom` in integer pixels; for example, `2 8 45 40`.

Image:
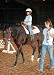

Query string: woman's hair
46 19 53 27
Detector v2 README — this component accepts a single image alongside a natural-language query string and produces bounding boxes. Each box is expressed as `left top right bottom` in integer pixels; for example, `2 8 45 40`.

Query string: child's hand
21 21 24 25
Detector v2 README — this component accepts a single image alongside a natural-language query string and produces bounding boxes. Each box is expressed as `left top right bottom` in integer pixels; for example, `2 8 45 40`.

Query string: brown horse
3 25 44 67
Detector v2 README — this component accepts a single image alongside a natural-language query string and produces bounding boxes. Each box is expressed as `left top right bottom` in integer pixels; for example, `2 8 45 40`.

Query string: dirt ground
0 31 54 75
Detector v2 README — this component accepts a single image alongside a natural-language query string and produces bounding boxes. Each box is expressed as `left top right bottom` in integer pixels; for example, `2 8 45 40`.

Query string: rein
8 27 12 39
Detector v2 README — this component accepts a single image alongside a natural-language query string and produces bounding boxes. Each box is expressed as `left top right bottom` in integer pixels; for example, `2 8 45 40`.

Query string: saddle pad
22 25 40 34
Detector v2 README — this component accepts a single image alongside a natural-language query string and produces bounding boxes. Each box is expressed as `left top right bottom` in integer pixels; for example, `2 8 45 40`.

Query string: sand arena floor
0 31 54 75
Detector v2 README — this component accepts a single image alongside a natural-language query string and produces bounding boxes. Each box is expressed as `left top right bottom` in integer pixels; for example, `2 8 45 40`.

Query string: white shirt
42 28 54 45
24 15 32 26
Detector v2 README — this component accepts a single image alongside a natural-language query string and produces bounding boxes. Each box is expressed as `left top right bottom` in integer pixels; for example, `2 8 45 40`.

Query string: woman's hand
47 31 50 35
47 31 54 38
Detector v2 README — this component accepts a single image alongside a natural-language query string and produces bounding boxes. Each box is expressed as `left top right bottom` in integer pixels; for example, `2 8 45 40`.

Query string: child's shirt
24 15 32 26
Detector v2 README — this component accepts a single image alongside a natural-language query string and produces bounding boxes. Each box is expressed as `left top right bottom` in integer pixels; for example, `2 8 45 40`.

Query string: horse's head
3 27 12 44
3 26 20 42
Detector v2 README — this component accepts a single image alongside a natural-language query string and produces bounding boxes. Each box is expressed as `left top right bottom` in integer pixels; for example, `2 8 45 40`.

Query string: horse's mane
4 24 22 30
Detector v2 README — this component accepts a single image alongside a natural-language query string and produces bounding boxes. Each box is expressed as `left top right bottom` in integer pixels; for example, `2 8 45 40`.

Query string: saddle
22 22 35 41
21 22 40 35
22 22 35 30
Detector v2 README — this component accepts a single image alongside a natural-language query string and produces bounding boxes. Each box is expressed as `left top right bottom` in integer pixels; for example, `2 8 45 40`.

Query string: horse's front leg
21 50 25 64
13 43 25 67
13 50 21 67
19 44 25 64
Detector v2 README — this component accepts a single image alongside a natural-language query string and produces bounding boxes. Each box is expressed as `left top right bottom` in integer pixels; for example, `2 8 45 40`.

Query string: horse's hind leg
38 47 42 58
32 46 36 55
31 45 36 62
37 47 42 62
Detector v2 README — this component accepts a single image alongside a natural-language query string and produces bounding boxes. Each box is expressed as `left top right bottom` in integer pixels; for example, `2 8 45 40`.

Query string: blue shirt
24 15 32 26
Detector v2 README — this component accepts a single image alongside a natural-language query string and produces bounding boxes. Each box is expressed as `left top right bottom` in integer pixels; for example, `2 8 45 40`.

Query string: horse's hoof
13 62 17 67
31 55 34 62
23 62 25 64
37 58 41 62
12 64 16 67
13 65 16 68
22 62 25 64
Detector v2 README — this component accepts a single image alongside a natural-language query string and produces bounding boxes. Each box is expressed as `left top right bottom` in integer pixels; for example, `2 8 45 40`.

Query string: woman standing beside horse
38 19 54 72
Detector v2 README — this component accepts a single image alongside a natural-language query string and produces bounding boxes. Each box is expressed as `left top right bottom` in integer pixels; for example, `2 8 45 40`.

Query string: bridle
3 27 12 41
